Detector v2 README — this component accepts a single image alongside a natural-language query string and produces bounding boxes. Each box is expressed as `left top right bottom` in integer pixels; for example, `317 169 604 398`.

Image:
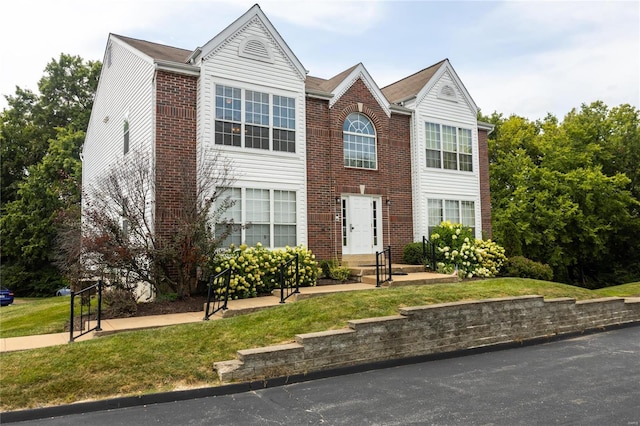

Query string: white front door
343 195 381 255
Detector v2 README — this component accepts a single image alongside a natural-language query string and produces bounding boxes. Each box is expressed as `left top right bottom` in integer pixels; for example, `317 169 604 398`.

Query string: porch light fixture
386 197 391 206
335 196 340 204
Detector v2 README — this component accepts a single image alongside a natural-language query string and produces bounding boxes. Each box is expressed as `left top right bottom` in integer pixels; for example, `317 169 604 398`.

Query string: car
0 286 15 306
56 287 71 296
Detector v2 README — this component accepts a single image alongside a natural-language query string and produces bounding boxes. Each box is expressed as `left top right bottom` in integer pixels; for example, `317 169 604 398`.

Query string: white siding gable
411 61 483 240
83 35 155 190
195 6 308 249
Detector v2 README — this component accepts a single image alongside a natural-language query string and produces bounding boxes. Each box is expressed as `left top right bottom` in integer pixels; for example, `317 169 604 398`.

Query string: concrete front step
341 254 376 267
349 264 426 277
361 271 458 287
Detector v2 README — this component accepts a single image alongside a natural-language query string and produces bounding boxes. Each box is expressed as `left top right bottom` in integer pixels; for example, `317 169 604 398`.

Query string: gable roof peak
195 3 306 79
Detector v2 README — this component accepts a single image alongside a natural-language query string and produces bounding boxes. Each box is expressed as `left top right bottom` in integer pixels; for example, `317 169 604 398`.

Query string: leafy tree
486 103 640 287
0 54 99 295
0 129 83 295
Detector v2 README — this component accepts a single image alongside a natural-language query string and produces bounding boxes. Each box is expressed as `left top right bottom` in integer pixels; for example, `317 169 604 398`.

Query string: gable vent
438 84 457 101
239 36 274 63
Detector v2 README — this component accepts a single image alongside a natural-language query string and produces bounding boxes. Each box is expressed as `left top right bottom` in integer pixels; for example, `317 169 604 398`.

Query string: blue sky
1 0 638 120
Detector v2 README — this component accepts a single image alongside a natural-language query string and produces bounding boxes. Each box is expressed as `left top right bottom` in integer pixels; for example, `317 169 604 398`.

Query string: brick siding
154 71 198 246
306 78 413 262
477 128 492 239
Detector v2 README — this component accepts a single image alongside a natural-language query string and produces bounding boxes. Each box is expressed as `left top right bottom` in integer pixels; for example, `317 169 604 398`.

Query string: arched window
343 112 376 169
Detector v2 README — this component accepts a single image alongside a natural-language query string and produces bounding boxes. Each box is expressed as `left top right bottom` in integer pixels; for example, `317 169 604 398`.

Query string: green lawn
1 278 638 412
0 296 74 338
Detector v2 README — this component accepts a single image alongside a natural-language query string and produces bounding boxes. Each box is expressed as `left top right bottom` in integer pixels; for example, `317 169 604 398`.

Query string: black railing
376 246 392 287
204 268 233 320
423 236 437 271
279 253 300 303
69 280 103 342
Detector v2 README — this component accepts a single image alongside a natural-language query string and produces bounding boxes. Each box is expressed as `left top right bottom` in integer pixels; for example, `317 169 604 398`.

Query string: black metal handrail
69 280 102 342
279 253 300 303
376 245 392 287
422 236 437 271
204 268 233 320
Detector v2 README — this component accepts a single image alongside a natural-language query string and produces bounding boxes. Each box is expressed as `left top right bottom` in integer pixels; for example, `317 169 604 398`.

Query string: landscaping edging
214 295 640 382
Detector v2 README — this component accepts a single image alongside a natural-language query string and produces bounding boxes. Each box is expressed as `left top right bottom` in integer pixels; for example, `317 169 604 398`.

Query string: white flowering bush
210 243 319 299
430 222 506 279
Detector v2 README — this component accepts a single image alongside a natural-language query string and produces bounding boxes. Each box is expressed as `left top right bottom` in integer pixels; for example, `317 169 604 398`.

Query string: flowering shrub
210 243 319 299
430 222 506 279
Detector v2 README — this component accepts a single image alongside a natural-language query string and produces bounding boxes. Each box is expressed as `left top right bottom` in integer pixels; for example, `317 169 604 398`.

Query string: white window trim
425 196 478 238
216 187 298 249
343 112 378 170
424 120 474 173
212 80 298 154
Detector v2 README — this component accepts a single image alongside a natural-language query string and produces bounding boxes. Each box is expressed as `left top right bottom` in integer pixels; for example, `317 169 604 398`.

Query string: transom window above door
214 84 296 153
343 112 377 170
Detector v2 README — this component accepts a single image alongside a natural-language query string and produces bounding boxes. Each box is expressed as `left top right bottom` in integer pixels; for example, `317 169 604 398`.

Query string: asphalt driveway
12 325 640 425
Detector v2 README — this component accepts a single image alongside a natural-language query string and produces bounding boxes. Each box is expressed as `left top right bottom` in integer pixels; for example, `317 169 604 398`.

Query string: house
82 4 492 269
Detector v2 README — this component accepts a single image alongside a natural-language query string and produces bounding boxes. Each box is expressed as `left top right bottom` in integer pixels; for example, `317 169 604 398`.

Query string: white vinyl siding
198 17 308 248
411 64 482 241
82 36 155 230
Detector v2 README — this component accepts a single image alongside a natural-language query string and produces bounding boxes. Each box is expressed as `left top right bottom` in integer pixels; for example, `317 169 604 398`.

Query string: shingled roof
305 64 360 94
112 34 193 63
381 59 446 104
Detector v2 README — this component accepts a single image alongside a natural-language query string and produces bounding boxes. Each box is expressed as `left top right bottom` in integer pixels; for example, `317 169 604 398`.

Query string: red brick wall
477 128 492 239
306 78 413 262
154 71 198 243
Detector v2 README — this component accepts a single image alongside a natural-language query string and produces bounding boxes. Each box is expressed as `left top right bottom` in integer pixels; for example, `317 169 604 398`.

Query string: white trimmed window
427 198 476 237
216 188 297 248
214 84 296 153
425 122 473 172
343 112 377 169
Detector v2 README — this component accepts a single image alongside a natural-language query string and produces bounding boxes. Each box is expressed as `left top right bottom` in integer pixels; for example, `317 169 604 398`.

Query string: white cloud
461 0 639 119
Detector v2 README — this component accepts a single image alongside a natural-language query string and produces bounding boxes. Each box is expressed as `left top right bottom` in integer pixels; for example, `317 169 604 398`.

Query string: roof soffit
198 5 306 80
330 63 391 117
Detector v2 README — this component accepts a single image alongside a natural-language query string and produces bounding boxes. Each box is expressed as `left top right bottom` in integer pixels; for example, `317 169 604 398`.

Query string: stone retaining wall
214 295 640 382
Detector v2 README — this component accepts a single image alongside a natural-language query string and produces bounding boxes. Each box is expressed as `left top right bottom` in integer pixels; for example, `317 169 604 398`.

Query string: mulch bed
105 278 361 320
133 295 208 317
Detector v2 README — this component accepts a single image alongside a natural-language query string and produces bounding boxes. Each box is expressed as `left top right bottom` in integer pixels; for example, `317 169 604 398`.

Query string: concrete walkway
0 282 381 353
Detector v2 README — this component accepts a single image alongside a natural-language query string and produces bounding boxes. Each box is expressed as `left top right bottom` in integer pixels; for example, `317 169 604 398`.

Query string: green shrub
329 265 351 282
430 221 506 279
211 243 319 299
503 256 553 281
402 242 424 265
319 259 338 278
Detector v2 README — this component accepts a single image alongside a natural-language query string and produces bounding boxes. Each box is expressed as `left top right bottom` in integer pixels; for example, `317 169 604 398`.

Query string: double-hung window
216 188 297 248
427 198 476 237
425 122 473 171
214 84 296 152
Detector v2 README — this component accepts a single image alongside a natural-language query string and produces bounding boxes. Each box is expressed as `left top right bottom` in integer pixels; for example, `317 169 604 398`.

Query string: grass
0 297 74 338
1 278 639 412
